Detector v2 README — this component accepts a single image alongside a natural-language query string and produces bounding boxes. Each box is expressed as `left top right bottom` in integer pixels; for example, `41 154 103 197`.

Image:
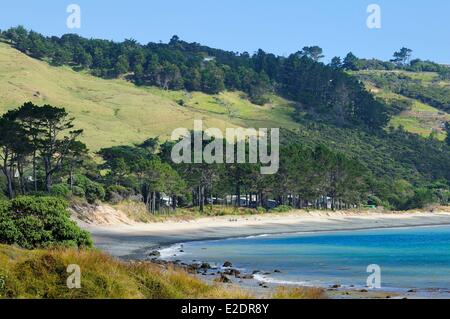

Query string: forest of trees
337 48 450 74
0 26 388 129
0 102 448 213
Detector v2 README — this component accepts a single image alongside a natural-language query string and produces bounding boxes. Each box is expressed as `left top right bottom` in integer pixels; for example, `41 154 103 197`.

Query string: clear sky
1 0 449 63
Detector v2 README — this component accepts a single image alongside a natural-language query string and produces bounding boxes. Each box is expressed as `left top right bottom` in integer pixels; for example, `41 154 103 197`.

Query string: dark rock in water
223 261 233 268
223 269 241 277
252 270 261 274
237 274 254 280
149 250 161 257
274 269 282 273
331 284 341 289
200 263 211 270
407 289 417 293
217 274 231 283
179 250 184 253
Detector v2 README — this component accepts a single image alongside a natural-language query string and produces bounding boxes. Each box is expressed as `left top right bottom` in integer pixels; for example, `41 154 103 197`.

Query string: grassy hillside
354 70 450 140
1 42 449 187
0 43 297 151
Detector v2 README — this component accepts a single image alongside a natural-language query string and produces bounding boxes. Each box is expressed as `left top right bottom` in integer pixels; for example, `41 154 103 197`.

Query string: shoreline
76 207 450 299
77 208 450 259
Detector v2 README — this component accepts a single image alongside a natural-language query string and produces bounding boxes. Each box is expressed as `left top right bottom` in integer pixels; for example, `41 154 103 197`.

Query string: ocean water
160 226 450 291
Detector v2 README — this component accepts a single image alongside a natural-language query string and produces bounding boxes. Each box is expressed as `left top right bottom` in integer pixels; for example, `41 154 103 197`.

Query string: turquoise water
161 226 450 291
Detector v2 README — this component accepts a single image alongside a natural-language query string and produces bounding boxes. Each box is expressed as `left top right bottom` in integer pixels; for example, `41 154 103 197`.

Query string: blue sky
1 0 449 63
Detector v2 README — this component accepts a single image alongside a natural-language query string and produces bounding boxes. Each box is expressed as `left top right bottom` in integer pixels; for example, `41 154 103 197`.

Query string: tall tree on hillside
301 46 324 62
391 48 413 67
5 102 44 191
329 57 342 69
445 122 450 147
201 63 225 94
0 117 31 198
38 105 83 192
342 52 359 70
63 141 89 191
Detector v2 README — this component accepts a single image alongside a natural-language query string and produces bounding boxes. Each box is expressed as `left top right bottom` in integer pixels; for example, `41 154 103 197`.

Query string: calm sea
160 226 450 291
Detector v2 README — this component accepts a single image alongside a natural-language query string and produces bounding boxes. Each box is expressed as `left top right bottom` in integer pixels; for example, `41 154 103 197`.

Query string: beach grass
0 245 254 299
0 244 330 299
271 287 326 299
113 201 268 223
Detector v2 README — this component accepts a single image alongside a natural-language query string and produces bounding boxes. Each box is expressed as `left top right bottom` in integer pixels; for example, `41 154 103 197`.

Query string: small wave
158 243 185 259
244 234 270 239
253 274 312 287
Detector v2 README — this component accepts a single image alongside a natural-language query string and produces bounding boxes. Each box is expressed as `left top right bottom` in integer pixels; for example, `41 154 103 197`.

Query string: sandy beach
76 207 450 259
72 206 450 299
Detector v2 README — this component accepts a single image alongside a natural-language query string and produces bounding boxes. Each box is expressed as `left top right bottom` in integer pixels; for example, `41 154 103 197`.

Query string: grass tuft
0 245 252 299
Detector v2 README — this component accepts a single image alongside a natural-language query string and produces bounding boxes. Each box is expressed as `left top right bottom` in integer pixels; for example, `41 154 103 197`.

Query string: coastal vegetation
1 101 447 217
0 27 448 214
0 244 327 299
0 244 254 299
0 25 448 301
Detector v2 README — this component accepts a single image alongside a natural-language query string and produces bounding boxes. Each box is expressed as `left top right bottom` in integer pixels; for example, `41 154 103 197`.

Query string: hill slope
0 43 297 150
354 70 450 140
1 42 449 187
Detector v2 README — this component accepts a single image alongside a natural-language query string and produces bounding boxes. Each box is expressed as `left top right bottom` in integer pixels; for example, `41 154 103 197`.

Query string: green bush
72 186 85 197
403 188 436 210
85 183 105 204
0 196 93 249
271 205 293 213
106 185 133 203
74 174 105 204
50 183 71 198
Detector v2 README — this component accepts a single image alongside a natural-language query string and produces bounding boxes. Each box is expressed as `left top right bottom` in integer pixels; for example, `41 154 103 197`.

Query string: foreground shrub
0 196 93 249
271 287 326 299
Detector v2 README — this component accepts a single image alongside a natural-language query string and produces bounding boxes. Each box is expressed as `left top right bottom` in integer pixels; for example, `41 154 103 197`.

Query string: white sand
75 207 450 258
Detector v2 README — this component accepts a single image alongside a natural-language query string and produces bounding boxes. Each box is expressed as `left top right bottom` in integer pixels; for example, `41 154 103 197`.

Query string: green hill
0 43 297 151
353 70 450 140
0 38 449 189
